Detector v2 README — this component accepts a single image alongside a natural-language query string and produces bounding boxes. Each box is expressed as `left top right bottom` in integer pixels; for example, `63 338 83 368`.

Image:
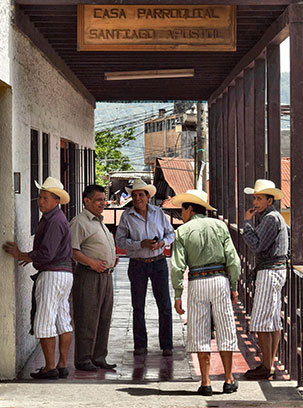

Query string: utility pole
196 102 203 189
194 136 197 188
196 102 203 172
201 102 207 191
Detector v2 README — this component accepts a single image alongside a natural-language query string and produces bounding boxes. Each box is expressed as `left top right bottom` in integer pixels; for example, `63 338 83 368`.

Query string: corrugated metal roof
158 158 194 195
281 157 290 209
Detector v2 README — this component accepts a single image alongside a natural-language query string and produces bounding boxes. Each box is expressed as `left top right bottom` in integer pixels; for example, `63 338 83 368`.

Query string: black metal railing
102 208 303 385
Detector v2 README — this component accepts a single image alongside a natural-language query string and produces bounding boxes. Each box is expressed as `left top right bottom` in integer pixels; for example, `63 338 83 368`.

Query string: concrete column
0 83 16 380
289 4 303 264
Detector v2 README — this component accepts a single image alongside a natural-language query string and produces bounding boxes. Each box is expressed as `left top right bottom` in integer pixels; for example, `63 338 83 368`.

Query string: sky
280 37 290 73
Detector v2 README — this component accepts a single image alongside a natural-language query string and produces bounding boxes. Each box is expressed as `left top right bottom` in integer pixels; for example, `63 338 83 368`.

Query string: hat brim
171 193 215 211
35 180 70 204
125 185 156 198
244 187 284 200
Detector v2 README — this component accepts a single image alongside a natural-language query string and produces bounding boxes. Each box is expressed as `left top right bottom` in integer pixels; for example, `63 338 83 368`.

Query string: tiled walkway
19 258 289 382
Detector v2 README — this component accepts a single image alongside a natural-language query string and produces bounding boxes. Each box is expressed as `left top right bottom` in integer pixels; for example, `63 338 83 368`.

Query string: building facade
0 2 95 379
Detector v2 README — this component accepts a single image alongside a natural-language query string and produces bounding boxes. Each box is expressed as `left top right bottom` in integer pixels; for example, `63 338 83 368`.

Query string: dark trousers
73 264 113 365
128 258 173 350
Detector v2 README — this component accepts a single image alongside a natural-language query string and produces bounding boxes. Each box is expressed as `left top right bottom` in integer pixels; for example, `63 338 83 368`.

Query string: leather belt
78 263 114 274
131 254 165 263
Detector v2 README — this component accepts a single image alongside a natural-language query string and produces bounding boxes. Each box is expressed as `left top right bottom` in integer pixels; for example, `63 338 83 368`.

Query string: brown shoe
244 365 271 379
162 349 173 357
75 362 98 372
134 348 147 356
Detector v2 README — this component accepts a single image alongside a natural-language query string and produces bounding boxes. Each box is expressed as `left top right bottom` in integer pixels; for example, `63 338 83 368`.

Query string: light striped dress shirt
115 204 175 259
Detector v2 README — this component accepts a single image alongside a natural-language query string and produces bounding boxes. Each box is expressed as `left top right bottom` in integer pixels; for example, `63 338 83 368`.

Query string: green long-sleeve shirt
171 214 240 298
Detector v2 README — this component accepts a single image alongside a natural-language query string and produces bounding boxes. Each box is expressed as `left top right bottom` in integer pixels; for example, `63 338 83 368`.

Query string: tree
95 127 136 186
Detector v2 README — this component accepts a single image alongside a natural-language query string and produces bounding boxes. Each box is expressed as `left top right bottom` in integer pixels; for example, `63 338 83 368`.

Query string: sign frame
77 5 236 52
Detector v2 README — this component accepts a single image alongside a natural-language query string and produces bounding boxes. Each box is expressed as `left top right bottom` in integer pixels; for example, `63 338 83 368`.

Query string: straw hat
125 178 157 198
35 177 70 204
171 189 215 211
244 179 284 200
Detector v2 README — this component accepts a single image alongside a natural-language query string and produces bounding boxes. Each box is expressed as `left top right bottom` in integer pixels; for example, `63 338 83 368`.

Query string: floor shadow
117 387 224 397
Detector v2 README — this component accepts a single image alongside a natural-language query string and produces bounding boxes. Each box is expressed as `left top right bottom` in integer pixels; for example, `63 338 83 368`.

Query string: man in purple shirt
3 177 73 380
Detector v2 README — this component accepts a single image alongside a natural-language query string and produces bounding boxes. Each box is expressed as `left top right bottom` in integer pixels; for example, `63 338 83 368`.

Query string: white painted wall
0 21 95 378
0 85 15 381
12 28 95 374
0 1 15 381
0 0 11 86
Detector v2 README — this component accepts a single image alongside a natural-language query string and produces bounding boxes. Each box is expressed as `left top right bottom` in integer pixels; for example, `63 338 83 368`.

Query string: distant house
153 157 194 207
107 170 153 205
144 106 207 171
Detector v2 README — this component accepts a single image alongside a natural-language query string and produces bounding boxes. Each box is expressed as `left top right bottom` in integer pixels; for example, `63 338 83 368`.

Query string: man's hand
245 208 257 221
174 299 185 315
141 239 165 251
3 241 32 266
3 241 22 260
231 291 238 304
88 259 108 273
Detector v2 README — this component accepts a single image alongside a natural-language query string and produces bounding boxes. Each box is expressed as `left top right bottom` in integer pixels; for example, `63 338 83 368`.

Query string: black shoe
134 348 148 356
244 365 271 379
75 362 98 371
197 385 213 396
223 380 238 394
30 368 59 380
162 349 173 357
57 367 69 378
94 361 117 370
248 364 275 376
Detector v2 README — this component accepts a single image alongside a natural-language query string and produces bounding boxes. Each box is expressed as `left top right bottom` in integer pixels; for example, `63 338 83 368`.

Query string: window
42 132 49 181
30 129 39 235
61 140 95 221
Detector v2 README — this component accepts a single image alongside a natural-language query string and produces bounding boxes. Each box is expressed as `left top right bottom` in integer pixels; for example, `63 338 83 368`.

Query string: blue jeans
128 258 173 350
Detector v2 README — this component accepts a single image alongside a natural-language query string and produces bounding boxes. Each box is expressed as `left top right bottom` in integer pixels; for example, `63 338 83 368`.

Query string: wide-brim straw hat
35 176 70 204
125 178 157 198
171 189 215 211
244 179 284 200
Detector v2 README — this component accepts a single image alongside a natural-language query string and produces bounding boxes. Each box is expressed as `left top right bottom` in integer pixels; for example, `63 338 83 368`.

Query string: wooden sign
77 5 236 52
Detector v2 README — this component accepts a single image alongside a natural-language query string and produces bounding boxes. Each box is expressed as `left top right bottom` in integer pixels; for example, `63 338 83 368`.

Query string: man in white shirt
116 179 175 356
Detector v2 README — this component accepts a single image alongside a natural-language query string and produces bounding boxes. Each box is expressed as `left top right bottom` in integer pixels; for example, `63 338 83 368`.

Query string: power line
95 105 174 132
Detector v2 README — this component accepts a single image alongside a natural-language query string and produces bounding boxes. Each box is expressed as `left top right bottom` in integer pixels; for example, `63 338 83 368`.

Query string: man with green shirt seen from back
170 189 240 397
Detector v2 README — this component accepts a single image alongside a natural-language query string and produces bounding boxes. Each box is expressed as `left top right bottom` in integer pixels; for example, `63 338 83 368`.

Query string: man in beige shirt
70 185 118 371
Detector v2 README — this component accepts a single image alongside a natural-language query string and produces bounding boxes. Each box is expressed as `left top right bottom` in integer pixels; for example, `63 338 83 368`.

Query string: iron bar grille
62 146 95 221
30 129 39 235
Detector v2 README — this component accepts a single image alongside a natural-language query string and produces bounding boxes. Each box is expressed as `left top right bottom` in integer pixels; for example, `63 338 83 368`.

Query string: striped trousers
250 268 287 332
34 271 73 338
187 275 238 352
